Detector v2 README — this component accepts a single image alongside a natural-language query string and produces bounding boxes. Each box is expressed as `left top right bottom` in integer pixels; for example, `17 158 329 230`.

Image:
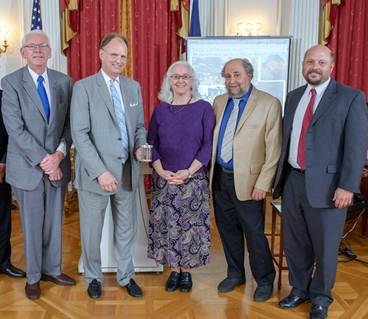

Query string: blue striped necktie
37 75 50 122
110 79 129 163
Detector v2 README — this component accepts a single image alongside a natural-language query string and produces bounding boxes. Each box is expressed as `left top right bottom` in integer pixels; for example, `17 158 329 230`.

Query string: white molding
41 0 67 73
280 0 320 90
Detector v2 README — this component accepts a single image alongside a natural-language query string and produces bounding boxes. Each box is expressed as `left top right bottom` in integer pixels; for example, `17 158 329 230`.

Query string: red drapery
62 0 121 83
131 0 183 127
326 0 368 100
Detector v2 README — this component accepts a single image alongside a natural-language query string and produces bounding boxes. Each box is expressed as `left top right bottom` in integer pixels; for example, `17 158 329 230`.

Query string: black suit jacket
273 80 368 208
0 90 7 164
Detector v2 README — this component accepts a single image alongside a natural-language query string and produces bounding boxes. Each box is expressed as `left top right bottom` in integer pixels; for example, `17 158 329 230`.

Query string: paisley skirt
147 171 211 269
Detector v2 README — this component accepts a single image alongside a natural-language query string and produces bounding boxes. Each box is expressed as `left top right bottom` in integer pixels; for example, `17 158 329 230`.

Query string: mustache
308 70 322 75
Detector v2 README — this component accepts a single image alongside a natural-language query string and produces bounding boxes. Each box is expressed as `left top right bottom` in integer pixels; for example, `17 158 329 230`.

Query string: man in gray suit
71 32 147 299
273 45 368 319
1 30 76 300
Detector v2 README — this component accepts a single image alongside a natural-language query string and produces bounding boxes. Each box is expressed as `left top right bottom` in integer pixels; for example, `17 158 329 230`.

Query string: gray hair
221 58 254 78
22 30 49 47
158 61 200 103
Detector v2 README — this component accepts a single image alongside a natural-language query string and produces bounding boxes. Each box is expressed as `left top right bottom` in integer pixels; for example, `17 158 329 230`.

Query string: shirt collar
27 66 48 85
101 69 120 84
307 77 331 97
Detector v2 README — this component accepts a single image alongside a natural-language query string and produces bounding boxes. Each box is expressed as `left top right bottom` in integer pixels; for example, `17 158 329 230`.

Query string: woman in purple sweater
147 61 215 292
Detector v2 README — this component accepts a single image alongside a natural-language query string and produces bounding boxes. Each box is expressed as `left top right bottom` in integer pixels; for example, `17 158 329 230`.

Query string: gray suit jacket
273 79 368 208
0 90 7 164
71 71 146 195
1 67 72 190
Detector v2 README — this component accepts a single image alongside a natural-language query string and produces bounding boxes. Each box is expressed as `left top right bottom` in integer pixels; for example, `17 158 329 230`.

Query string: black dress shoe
165 271 181 292
0 264 26 278
253 283 273 302
125 278 143 297
279 294 310 308
310 304 328 319
87 279 102 299
179 272 192 293
217 277 245 293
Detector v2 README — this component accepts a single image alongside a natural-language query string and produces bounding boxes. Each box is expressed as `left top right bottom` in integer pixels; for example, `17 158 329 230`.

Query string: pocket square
129 102 138 107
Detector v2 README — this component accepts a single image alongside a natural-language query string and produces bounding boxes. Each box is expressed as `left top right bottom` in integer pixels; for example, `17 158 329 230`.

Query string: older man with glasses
1 30 75 300
71 32 147 299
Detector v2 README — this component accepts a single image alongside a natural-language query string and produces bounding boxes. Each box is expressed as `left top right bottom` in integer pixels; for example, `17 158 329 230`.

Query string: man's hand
40 151 64 174
48 167 63 181
333 187 353 208
251 187 266 201
135 147 143 161
98 171 118 193
0 163 5 184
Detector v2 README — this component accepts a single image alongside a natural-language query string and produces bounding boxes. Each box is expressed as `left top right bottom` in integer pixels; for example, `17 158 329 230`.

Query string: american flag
31 0 42 30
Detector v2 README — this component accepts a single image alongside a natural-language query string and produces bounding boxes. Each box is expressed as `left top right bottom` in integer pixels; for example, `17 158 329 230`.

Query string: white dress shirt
288 78 331 168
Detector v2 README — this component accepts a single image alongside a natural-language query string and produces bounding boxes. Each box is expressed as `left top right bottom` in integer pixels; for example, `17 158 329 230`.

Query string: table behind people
78 162 163 273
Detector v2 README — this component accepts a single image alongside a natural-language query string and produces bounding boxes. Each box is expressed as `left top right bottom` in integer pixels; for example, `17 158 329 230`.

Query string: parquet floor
0 196 368 319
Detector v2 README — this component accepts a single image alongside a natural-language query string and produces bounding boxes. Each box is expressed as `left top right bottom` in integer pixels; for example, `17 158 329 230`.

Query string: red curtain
63 0 120 83
131 0 181 127
327 0 368 101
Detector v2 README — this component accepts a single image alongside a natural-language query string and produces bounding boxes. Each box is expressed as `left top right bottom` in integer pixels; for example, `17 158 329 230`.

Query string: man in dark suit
1 30 75 300
0 89 26 279
273 45 368 319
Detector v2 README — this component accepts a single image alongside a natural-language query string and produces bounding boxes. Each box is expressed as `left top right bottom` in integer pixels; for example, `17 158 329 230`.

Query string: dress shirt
216 84 253 170
28 66 66 156
288 78 331 168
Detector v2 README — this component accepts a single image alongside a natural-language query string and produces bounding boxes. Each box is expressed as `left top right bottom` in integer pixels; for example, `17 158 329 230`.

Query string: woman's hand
171 169 190 185
158 169 177 182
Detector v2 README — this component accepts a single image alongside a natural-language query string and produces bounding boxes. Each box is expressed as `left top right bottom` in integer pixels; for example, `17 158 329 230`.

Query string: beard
304 70 327 86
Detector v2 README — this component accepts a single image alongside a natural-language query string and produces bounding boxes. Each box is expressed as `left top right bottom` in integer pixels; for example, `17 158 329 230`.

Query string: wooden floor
1 197 368 319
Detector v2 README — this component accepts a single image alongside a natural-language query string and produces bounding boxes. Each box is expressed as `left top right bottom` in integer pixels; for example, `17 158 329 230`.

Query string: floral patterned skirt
147 171 211 269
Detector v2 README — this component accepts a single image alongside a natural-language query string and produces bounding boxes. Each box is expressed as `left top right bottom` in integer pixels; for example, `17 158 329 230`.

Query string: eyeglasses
23 43 49 50
170 74 192 81
102 49 127 61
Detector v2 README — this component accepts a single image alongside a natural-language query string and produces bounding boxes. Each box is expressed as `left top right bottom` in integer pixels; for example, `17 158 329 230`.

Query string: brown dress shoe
25 282 41 300
41 273 76 286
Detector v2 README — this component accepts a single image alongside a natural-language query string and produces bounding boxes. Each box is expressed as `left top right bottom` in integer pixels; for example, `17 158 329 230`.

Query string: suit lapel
284 85 306 138
22 67 48 123
96 71 118 123
311 80 337 126
213 94 228 144
47 69 57 127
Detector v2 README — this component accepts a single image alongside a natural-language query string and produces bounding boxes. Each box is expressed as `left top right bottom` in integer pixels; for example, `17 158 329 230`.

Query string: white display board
187 37 291 106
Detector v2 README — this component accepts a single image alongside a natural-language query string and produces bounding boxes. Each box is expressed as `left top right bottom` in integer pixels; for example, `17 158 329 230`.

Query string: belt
216 165 233 174
289 166 305 174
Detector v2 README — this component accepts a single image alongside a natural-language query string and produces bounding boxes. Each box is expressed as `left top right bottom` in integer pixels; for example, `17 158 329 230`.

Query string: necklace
169 97 192 113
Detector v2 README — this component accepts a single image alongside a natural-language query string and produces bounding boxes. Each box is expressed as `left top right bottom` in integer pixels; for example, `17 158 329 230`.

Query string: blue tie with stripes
37 75 50 122
110 79 129 163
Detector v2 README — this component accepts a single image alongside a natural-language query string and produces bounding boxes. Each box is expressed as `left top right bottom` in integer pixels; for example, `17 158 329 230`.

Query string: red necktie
297 88 316 170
